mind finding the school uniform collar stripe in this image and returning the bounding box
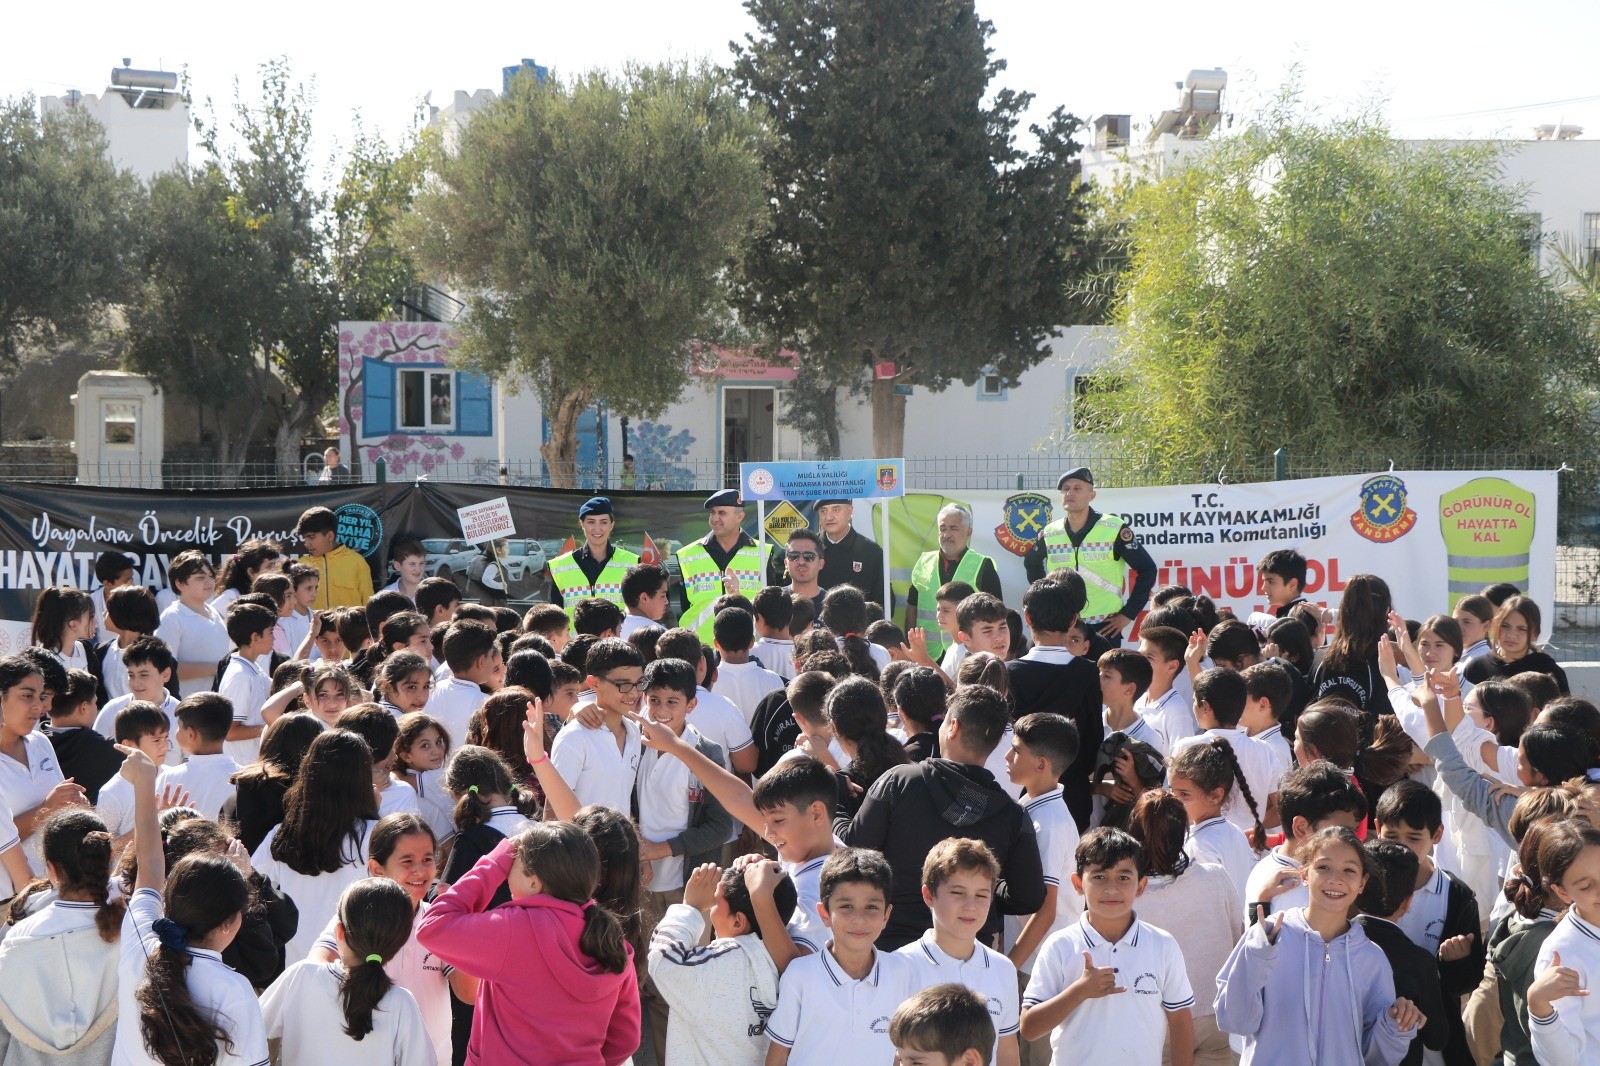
[1194,817,1228,833]
[1270,850,1298,868]
[1077,915,1140,947]
[54,901,98,910]
[819,945,881,986]
[796,856,826,875]
[1259,724,1282,740]
[917,933,993,969]
[490,805,519,816]
[1424,867,1447,896]
[1024,788,1065,812]
[1568,910,1600,944]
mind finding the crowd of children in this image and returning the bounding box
[4,511,1600,1066]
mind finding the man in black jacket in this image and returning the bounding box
[834,684,1045,951]
[1354,841,1450,1066]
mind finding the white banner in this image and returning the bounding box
[870,470,1557,624]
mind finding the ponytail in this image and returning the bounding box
[1507,818,1561,920]
[443,745,515,833]
[138,855,249,1066]
[334,879,412,1040]
[516,821,631,974]
[14,811,126,942]
[838,634,880,681]
[820,587,880,681]
[578,903,630,974]
[1211,737,1267,852]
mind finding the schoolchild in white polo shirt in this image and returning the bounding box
[1021,828,1195,1066]
[424,620,501,752]
[1099,648,1163,751]
[155,693,239,822]
[1239,662,1295,780]
[220,604,277,767]
[1241,761,1366,925]
[154,550,232,698]
[549,638,644,816]
[1134,626,1198,755]
[655,628,758,775]
[96,701,173,842]
[1169,670,1279,841]
[711,608,785,726]
[1527,820,1600,1066]
[898,838,1021,1065]
[765,848,917,1065]
[1003,715,1084,986]
[619,563,671,640]
[751,587,798,681]
[92,637,182,767]
[0,658,81,874]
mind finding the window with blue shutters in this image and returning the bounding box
[363,358,396,436]
[362,359,492,438]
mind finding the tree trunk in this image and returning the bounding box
[870,377,906,459]
[539,388,590,488]
[273,388,319,483]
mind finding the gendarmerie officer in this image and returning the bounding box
[546,496,639,609]
[1024,467,1156,644]
[813,498,885,604]
[673,489,771,641]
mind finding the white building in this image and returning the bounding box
[40,61,188,182]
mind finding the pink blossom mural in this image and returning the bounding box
[339,322,475,476]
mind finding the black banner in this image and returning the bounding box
[0,481,715,633]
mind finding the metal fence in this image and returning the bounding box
[7,449,1599,656]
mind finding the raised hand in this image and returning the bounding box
[156,784,192,813]
[1075,951,1124,998]
[115,744,158,788]
[1265,910,1287,945]
[522,699,549,766]
[683,862,721,912]
[1529,950,1590,1017]
[225,836,253,876]
[624,707,682,754]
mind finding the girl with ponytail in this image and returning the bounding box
[439,745,534,907]
[824,676,908,811]
[112,743,266,1066]
[261,876,431,1064]
[30,585,96,671]
[1124,789,1246,1066]
[0,810,125,1061]
[417,822,642,1065]
[819,586,885,680]
[212,539,285,613]
[1168,740,1264,897]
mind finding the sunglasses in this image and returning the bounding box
[786,551,819,562]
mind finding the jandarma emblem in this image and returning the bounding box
[1350,475,1416,543]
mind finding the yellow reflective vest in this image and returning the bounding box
[1040,513,1128,622]
[675,538,770,641]
[909,548,989,659]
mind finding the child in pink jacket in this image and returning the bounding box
[417,823,641,1065]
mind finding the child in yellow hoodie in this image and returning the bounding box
[294,506,375,610]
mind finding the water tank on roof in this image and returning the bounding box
[1185,69,1228,93]
[110,64,178,91]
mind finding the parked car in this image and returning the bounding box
[469,539,548,592]
[422,539,479,582]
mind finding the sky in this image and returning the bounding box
[6,0,1600,165]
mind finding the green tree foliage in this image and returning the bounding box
[0,97,136,365]
[1082,101,1600,480]
[407,62,766,486]
[123,62,424,469]
[731,0,1089,457]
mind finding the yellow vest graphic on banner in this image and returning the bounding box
[1438,477,1536,608]
[762,500,809,545]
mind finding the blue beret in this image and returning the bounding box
[704,488,743,510]
[578,496,613,518]
[1057,467,1095,489]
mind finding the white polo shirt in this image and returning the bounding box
[155,600,232,698]
[220,654,272,767]
[1184,817,1256,901]
[753,637,795,681]
[781,854,829,954]
[313,900,453,1066]
[114,887,269,1066]
[96,773,139,838]
[1170,728,1279,837]
[280,609,312,659]
[637,724,711,892]
[1023,916,1193,1065]
[259,959,430,1066]
[900,930,1020,1052]
[93,693,183,766]
[688,687,753,767]
[1134,688,1197,756]
[251,819,377,962]
[1103,709,1162,751]
[412,768,455,845]
[378,778,421,819]
[1242,846,1306,925]
[765,944,916,1065]
[1251,723,1293,781]
[1397,864,1451,957]
[0,801,21,899]
[424,677,486,752]
[1006,787,1083,973]
[101,641,130,701]
[0,731,65,874]
[713,659,786,725]
[154,752,240,823]
[549,716,642,817]
[619,614,663,640]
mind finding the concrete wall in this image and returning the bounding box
[40,89,188,183]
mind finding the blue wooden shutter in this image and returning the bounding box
[363,358,396,436]
[456,372,493,436]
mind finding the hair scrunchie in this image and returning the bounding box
[151,917,188,951]
[365,953,384,964]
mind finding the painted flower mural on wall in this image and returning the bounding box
[339,322,466,475]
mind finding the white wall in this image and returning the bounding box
[40,91,187,182]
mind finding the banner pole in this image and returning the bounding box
[883,499,893,615]
[757,500,766,579]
